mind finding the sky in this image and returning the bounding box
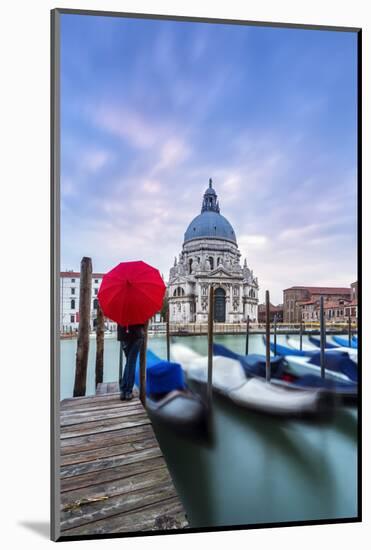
[60,14,358,304]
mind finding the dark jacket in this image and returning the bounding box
[117,324,145,341]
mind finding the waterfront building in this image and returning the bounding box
[283,284,356,323]
[257,303,284,323]
[60,271,116,332]
[168,179,259,323]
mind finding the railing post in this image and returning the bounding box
[139,322,149,406]
[265,291,271,382]
[74,257,92,397]
[320,296,326,378]
[207,286,214,407]
[245,315,250,356]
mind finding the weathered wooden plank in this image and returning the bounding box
[60,424,154,453]
[61,451,164,492]
[60,414,150,439]
[61,461,168,505]
[61,479,176,531]
[61,436,158,466]
[61,445,162,479]
[60,401,143,416]
[61,496,188,536]
[61,393,121,407]
[60,407,149,427]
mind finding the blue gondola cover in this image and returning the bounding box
[308,351,358,382]
[135,349,185,394]
[333,335,358,349]
[213,343,285,378]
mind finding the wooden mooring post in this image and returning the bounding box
[207,286,214,407]
[299,320,303,351]
[348,315,352,347]
[265,290,271,382]
[273,315,277,356]
[74,257,92,397]
[95,303,104,388]
[166,308,170,361]
[320,296,326,379]
[245,315,250,356]
[139,322,149,406]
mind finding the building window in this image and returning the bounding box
[71,288,75,295]
[94,288,98,295]
[94,279,99,283]
[70,314,75,323]
[71,299,75,310]
[93,299,98,309]
[71,278,75,283]
[209,257,214,270]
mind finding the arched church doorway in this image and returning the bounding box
[214,287,226,322]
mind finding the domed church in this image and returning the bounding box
[168,179,259,323]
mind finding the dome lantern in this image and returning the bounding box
[184,179,237,244]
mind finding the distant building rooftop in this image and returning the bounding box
[61,271,105,278]
[284,286,351,294]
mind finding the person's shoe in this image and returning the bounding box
[120,392,133,401]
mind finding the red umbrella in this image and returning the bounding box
[97,261,166,326]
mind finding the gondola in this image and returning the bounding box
[264,336,314,357]
[268,335,358,362]
[171,344,335,418]
[332,335,358,349]
[308,335,338,349]
[286,335,319,352]
[134,349,209,438]
[213,343,358,405]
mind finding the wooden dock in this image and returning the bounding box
[59,386,188,537]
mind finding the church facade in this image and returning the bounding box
[168,179,259,323]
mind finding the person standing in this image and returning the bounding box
[117,323,145,400]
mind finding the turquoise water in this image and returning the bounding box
[60,334,358,527]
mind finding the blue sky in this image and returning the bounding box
[60,14,357,304]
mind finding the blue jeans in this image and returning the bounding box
[120,336,143,394]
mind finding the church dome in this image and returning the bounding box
[184,211,236,243]
[184,179,237,244]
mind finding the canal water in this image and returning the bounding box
[60,334,358,527]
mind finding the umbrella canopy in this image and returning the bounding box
[98,261,166,325]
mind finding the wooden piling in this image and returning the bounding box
[139,322,149,406]
[166,308,170,361]
[320,296,326,378]
[265,291,271,382]
[273,315,277,356]
[207,286,214,406]
[95,303,104,388]
[245,315,250,356]
[74,257,92,397]
[348,315,352,347]
[299,320,303,351]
